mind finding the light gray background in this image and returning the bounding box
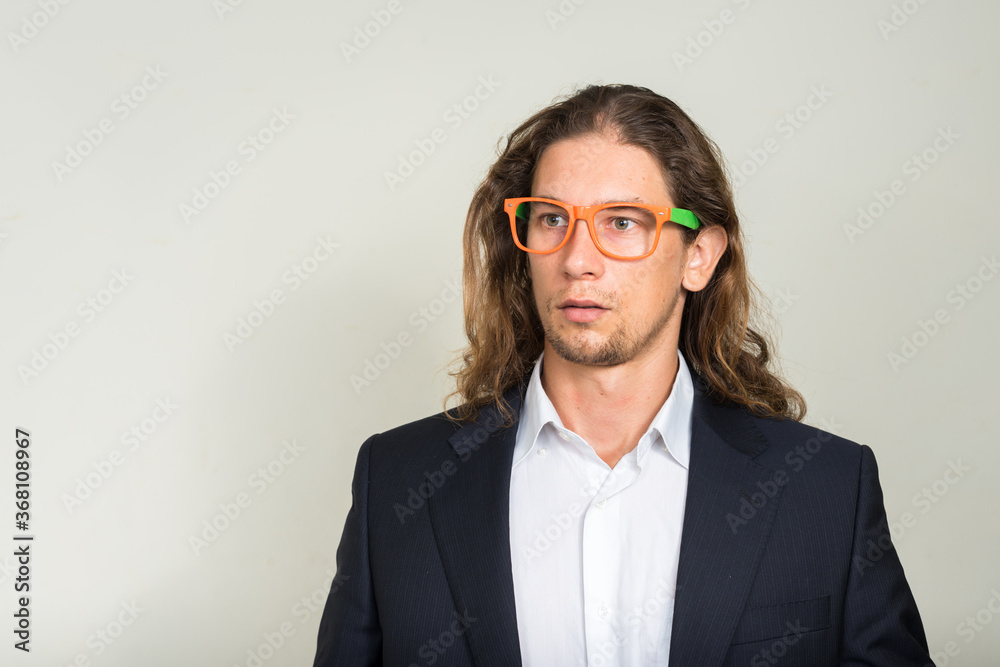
[1,0,998,665]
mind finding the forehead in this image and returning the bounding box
[531,132,672,204]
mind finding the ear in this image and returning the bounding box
[681,225,728,292]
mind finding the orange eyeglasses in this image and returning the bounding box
[504,197,701,260]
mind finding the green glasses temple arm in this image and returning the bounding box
[670,208,701,230]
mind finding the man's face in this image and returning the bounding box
[527,132,690,368]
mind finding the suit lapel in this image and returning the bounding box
[428,382,527,667]
[668,376,784,666]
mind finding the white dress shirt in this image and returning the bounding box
[509,349,694,667]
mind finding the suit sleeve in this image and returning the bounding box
[313,434,382,667]
[840,445,932,666]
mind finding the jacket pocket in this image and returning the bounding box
[729,594,831,645]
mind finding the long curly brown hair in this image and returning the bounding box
[443,84,805,426]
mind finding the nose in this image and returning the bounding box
[559,214,604,277]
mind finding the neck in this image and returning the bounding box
[539,339,681,468]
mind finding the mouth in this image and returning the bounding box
[557,299,608,323]
[558,299,607,310]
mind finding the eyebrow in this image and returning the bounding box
[534,194,648,205]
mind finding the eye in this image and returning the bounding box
[541,213,567,227]
[598,206,655,232]
[610,217,637,231]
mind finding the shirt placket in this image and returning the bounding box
[581,450,640,667]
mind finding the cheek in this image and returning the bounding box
[633,260,680,305]
[527,258,549,302]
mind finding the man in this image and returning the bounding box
[314,84,931,666]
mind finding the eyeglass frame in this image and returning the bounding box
[503,196,702,260]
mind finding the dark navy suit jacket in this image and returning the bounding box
[313,372,931,666]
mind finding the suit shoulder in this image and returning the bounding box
[748,411,869,472]
[374,408,462,440]
[362,408,468,470]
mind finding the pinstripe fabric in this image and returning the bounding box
[313,374,931,666]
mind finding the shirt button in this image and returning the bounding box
[559,432,570,442]
[595,498,607,509]
[598,603,610,619]
[537,447,547,456]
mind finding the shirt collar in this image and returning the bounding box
[512,348,694,470]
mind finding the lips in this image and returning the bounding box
[558,299,608,323]
[558,299,606,309]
